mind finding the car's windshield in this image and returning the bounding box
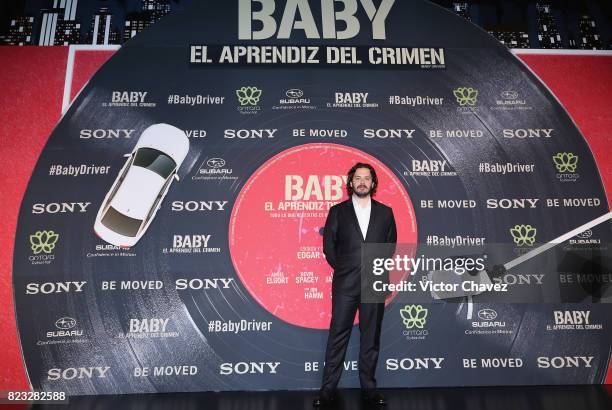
[101,206,143,238]
[133,147,176,179]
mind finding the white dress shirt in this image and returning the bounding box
[352,195,371,240]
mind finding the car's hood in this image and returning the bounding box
[110,166,166,219]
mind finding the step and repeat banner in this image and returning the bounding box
[9,0,612,395]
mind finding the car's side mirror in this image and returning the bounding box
[123,153,131,158]
[174,174,180,182]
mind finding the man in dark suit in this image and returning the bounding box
[314,163,397,407]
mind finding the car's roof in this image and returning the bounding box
[110,166,167,220]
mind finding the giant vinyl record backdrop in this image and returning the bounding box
[1,0,612,396]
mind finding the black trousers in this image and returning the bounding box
[321,291,385,392]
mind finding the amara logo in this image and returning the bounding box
[400,305,428,329]
[29,230,59,265]
[553,153,578,173]
[236,86,262,106]
[453,87,478,106]
[553,152,579,182]
[30,230,59,254]
[510,224,537,246]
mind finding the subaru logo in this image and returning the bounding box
[286,89,304,99]
[55,317,76,330]
[206,158,226,169]
[501,91,518,100]
[477,309,497,321]
[576,230,593,239]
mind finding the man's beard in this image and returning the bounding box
[354,185,372,198]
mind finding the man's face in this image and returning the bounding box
[351,167,374,198]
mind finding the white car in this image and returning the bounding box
[94,123,189,247]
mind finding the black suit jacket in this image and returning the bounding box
[323,198,397,296]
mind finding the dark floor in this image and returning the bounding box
[18,385,612,410]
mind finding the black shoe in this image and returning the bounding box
[313,390,335,407]
[362,390,386,406]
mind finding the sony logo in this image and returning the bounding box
[219,361,280,375]
[492,274,544,286]
[238,0,396,40]
[32,202,91,214]
[175,278,235,290]
[486,198,539,209]
[502,129,553,139]
[26,281,87,295]
[48,367,110,380]
[171,201,228,211]
[224,129,278,139]
[364,129,415,139]
[386,358,444,370]
[537,356,594,369]
[79,129,135,139]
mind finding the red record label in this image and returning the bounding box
[229,143,418,329]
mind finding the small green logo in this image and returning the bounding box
[453,87,478,106]
[236,86,262,106]
[510,224,537,246]
[30,230,59,254]
[553,152,579,173]
[400,304,428,329]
